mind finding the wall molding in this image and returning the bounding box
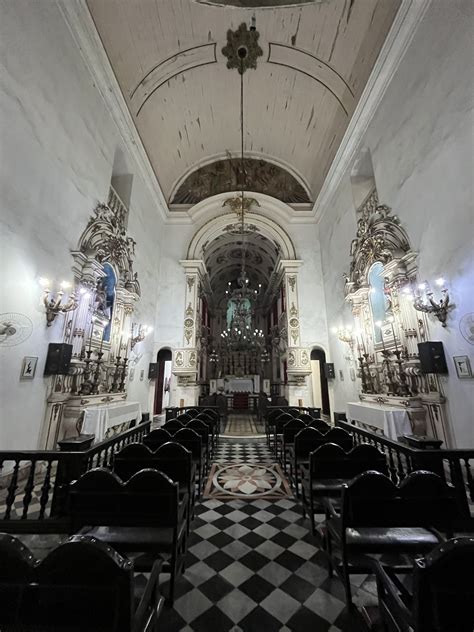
[56,0,170,222]
[312,0,432,223]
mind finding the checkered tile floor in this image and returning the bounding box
[156,438,374,631]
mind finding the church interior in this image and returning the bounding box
[0,0,473,630]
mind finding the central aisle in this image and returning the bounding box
[158,437,369,631]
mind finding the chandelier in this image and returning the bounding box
[217,24,270,362]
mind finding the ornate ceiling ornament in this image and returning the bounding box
[223,223,259,234]
[345,190,411,293]
[223,195,260,221]
[222,23,263,74]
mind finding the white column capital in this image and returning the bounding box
[179,259,208,278]
[277,260,303,275]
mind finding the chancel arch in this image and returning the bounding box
[172,196,314,406]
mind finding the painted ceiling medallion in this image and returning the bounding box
[222,23,263,74]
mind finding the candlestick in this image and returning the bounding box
[360,332,367,356]
[389,318,399,352]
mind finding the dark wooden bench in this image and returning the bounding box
[113,441,195,529]
[142,428,173,450]
[0,532,164,631]
[69,468,188,603]
[280,418,306,471]
[324,470,466,607]
[301,442,386,533]
[293,427,354,499]
[371,536,474,632]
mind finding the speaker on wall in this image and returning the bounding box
[148,363,159,379]
[324,362,335,379]
[44,343,73,376]
[417,341,448,374]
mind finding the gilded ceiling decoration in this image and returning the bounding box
[172,157,310,203]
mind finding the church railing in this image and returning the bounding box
[335,419,474,520]
[0,420,151,533]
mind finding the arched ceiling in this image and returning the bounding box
[204,231,279,303]
[87,0,400,208]
[172,157,310,203]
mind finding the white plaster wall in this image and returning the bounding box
[319,0,474,446]
[0,1,165,449]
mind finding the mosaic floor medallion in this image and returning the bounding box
[204,461,293,500]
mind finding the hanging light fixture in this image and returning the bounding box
[219,21,267,358]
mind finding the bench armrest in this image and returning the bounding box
[322,497,340,519]
[133,557,165,632]
[371,559,413,628]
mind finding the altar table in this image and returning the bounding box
[346,401,412,441]
[82,401,142,443]
[228,378,254,392]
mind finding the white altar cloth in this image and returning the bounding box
[228,378,254,392]
[346,401,412,441]
[82,401,142,442]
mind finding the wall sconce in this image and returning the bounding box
[403,278,453,327]
[130,323,153,350]
[332,325,355,350]
[40,278,79,326]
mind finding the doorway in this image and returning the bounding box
[153,348,172,415]
[310,348,330,417]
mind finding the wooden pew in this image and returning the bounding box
[0,532,164,631]
[371,536,474,632]
[324,470,466,607]
[69,468,188,603]
[301,442,386,533]
[293,427,353,499]
[113,442,195,529]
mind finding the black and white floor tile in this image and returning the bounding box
[6,437,376,631]
[157,437,374,631]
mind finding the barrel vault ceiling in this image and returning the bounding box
[86,0,401,211]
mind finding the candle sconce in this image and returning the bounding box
[403,278,454,327]
[130,323,153,350]
[336,326,355,351]
[40,278,79,326]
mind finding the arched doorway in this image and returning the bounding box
[310,348,330,417]
[153,348,172,415]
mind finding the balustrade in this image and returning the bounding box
[0,420,150,533]
[335,419,474,518]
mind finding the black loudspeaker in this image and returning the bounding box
[148,363,159,379]
[324,362,335,379]
[44,343,73,376]
[417,341,448,374]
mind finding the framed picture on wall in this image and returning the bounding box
[20,356,37,379]
[453,355,472,379]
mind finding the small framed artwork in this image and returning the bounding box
[339,369,344,381]
[350,368,356,382]
[129,368,135,382]
[20,356,38,379]
[453,356,472,379]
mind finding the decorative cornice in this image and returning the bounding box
[312,0,432,222]
[56,0,169,221]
